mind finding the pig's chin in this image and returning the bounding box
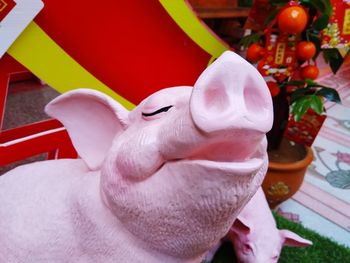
[113,132,165,181]
[115,156,165,182]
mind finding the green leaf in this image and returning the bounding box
[300,0,323,10]
[291,96,312,122]
[290,87,310,102]
[323,49,331,63]
[301,0,331,16]
[310,95,324,114]
[323,49,344,74]
[304,79,321,87]
[302,79,333,89]
[307,32,322,59]
[312,14,329,31]
[264,8,279,25]
[303,79,324,88]
[320,0,332,16]
[316,87,341,103]
[269,0,289,6]
[239,33,261,48]
[283,80,307,87]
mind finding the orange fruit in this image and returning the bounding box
[267,81,280,97]
[300,65,319,80]
[246,43,265,63]
[296,41,316,61]
[278,6,308,34]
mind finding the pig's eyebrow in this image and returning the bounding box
[142,105,173,117]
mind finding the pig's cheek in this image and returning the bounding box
[115,134,164,181]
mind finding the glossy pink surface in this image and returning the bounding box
[0,51,273,262]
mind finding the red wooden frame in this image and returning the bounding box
[0,55,77,168]
[0,120,77,166]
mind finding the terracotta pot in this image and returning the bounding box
[262,141,314,208]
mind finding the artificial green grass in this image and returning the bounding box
[209,213,350,263]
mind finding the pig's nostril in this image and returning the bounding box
[272,255,279,261]
[243,84,266,115]
[242,80,273,132]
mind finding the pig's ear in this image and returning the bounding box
[280,229,313,247]
[191,51,273,134]
[45,89,129,170]
[231,217,251,235]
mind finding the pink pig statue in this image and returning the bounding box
[0,51,273,263]
[227,187,312,263]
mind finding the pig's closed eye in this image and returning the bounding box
[142,106,173,117]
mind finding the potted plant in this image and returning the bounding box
[240,0,344,207]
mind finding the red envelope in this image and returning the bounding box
[284,109,326,147]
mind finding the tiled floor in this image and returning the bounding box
[3,79,59,130]
[278,59,350,248]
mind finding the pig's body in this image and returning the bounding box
[0,159,198,263]
[0,158,267,263]
[0,51,274,262]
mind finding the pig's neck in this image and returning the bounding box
[76,171,199,263]
[93,169,202,263]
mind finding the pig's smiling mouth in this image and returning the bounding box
[155,137,268,177]
[159,155,267,177]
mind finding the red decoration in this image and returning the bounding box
[284,109,326,147]
[244,0,276,31]
[34,1,211,105]
[322,0,350,48]
[257,33,298,80]
[0,0,16,22]
[266,81,280,97]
